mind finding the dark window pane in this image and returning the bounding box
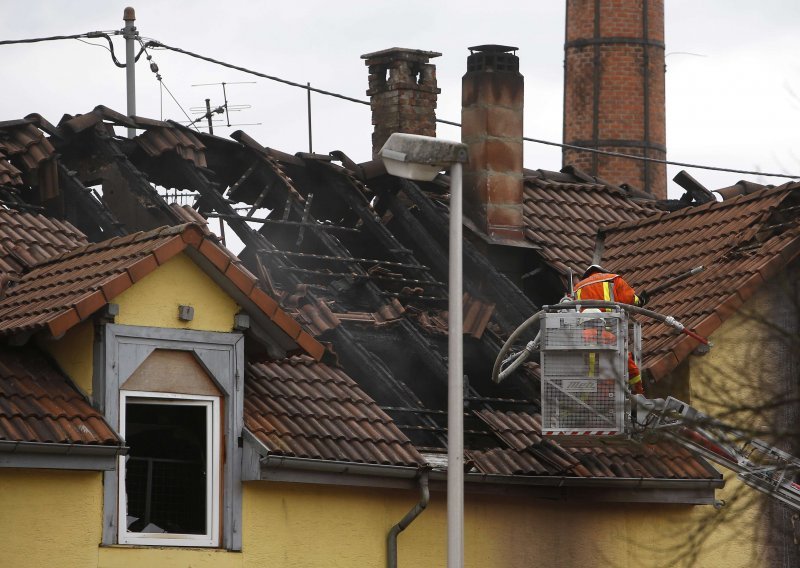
[125,403,207,535]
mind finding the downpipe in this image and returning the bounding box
[387,469,430,568]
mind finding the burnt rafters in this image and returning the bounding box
[166,156,288,271]
[56,162,127,241]
[311,161,437,279]
[88,128,182,229]
[245,154,393,309]
[326,325,446,447]
[394,179,539,331]
[377,185,497,309]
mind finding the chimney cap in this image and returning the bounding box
[468,44,518,54]
[361,47,441,64]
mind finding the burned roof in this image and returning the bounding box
[599,182,800,379]
[0,107,730,482]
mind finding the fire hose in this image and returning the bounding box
[492,300,711,383]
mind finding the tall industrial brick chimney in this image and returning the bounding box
[563,0,667,198]
[361,48,441,159]
[461,45,525,242]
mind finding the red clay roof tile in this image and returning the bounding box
[0,347,120,446]
[0,223,325,360]
[598,184,800,379]
[245,356,423,467]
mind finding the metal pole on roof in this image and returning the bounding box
[123,7,137,138]
[307,82,313,153]
[205,98,214,135]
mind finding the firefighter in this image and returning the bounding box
[575,265,647,395]
[574,264,648,308]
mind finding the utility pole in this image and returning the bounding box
[123,7,137,138]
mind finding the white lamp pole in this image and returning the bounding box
[379,133,468,568]
[447,160,464,568]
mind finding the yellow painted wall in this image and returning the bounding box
[684,278,796,566]
[97,546,242,568]
[241,481,759,568]
[38,318,95,395]
[0,469,103,568]
[1,469,761,568]
[114,252,239,332]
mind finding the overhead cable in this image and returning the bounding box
[144,39,371,107]
[0,32,113,46]
[145,40,800,181]
[3,33,799,180]
[138,40,199,131]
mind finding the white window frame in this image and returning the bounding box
[118,390,221,547]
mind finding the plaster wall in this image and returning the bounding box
[39,318,95,394]
[113,252,239,332]
[0,469,103,568]
[0,471,758,568]
[239,481,753,568]
[686,275,799,566]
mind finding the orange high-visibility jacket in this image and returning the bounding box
[575,272,644,393]
[573,272,642,307]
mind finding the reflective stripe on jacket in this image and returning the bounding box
[573,272,641,308]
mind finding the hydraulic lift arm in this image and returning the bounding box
[493,299,800,512]
[632,395,800,512]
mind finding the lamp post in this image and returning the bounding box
[380,133,469,568]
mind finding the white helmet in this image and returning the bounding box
[582,264,606,278]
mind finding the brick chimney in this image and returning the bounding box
[461,45,525,242]
[563,0,667,199]
[362,48,441,158]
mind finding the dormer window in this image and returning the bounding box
[98,326,245,550]
[119,391,221,546]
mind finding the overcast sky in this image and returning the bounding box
[2,1,799,199]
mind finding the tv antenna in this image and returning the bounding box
[187,81,261,134]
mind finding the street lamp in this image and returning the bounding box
[379,133,469,568]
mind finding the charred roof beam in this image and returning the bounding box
[56,162,127,241]
[325,325,447,448]
[310,162,436,277]
[87,127,182,230]
[392,179,538,333]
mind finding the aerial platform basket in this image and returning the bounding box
[540,309,630,439]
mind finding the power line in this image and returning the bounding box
[144,39,800,181]
[138,40,198,132]
[2,32,798,180]
[520,136,799,180]
[0,31,113,46]
[144,39,371,107]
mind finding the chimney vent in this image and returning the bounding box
[462,45,525,242]
[466,45,520,73]
[362,48,441,159]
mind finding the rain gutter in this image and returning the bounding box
[261,454,420,480]
[0,440,127,471]
[461,472,724,491]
